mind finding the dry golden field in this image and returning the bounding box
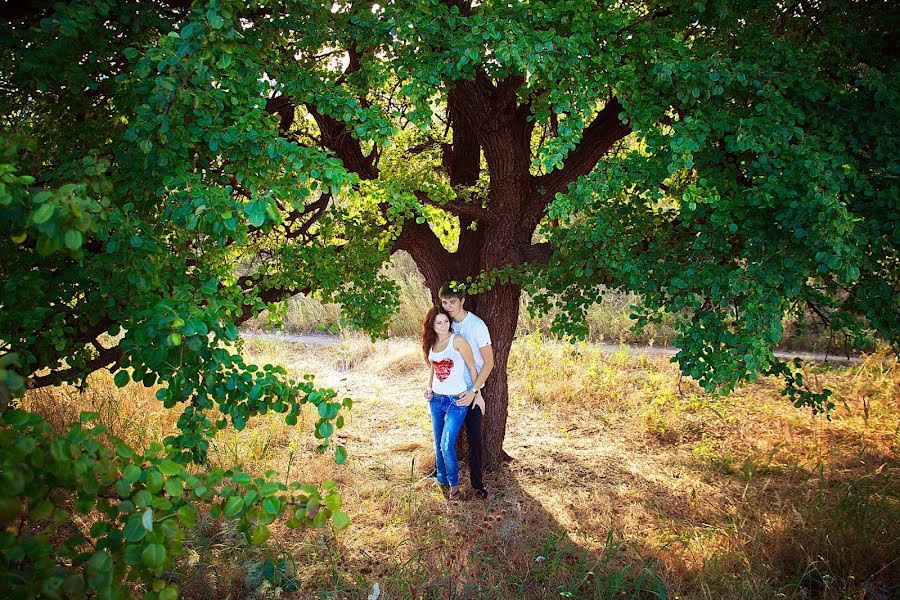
[24,335,899,600]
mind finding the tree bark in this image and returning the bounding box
[465,282,521,467]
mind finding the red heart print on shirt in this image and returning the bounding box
[432,358,454,382]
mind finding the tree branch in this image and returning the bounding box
[283,193,331,241]
[31,346,122,389]
[522,242,553,265]
[234,275,312,325]
[446,71,498,140]
[534,98,630,203]
[308,106,377,179]
[393,219,457,293]
[446,91,481,186]
[264,94,295,133]
[414,190,496,224]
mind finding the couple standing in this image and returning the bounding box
[421,284,493,501]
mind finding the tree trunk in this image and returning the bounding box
[463,282,521,467]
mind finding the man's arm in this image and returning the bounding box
[471,344,494,392]
[455,337,481,406]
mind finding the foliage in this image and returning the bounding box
[524,1,899,409]
[0,409,348,599]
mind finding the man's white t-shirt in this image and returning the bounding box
[451,311,491,388]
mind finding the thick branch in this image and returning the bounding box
[414,191,496,224]
[534,98,631,203]
[522,242,553,265]
[309,107,377,179]
[446,72,498,140]
[393,219,457,293]
[264,95,295,133]
[31,346,122,389]
[446,92,481,186]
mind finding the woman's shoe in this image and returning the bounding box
[448,488,466,501]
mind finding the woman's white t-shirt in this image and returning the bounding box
[428,334,467,395]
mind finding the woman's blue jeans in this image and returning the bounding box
[429,394,469,487]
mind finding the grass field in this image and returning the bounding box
[23,333,898,599]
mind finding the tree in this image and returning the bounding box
[0,1,897,588]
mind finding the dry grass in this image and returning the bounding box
[21,336,899,599]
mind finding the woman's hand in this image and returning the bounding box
[424,388,433,400]
[456,389,476,406]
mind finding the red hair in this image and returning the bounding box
[421,306,450,365]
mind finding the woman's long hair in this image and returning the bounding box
[421,306,450,365]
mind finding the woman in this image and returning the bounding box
[421,306,479,500]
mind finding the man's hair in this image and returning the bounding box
[438,282,465,300]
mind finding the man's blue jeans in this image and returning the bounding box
[429,394,469,487]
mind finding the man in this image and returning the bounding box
[439,283,494,499]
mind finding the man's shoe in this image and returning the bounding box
[474,488,488,500]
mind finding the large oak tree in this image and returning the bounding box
[0,1,897,589]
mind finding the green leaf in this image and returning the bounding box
[122,464,141,485]
[317,422,334,439]
[312,508,328,528]
[231,472,252,486]
[141,543,167,570]
[177,505,197,528]
[144,470,164,494]
[64,230,83,250]
[158,459,181,476]
[159,586,178,600]
[223,496,244,518]
[324,493,341,512]
[207,12,225,30]
[31,500,54,521]
[250,524,270,545]
[133,490,152,508]
[258,482,281,497]
[217,53,232,70]
[262,496,281,515]
[164,477,183,497]
[335,445,347,464]
[32,203,55,224]
[124,515,146,542]
[113,371,129,388]
[141,508,153,531]
[332,511,350,531]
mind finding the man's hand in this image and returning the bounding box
[456,390,476,406]
[424,388,433,400]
